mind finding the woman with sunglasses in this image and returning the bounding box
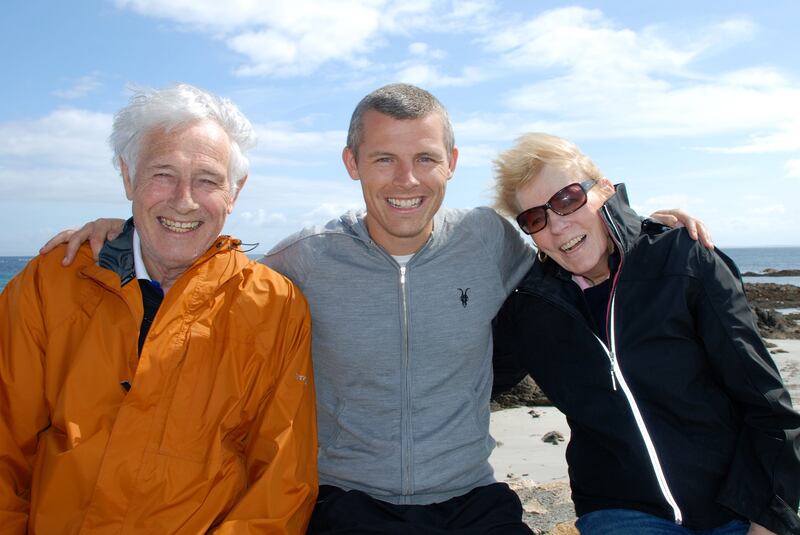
[491,133,800,535]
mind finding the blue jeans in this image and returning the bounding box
[576,509,749,535]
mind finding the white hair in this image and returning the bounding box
[110,83,256,192]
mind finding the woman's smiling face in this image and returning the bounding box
[515,164,615,283]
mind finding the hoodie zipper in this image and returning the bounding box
[399,264,413,495]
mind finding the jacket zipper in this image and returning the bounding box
[365,229,433,500]
[591,311,683,525]
[601,206,684,525]
[399,264,413,496]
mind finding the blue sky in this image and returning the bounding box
[2,0,799,254]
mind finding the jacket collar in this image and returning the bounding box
[96,217,245,288]
[98,218,137,287]
[338,208,446,261]
[598,183,645,255]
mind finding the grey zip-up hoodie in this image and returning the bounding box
[263,207,534,505]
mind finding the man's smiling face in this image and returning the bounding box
[123,119,239,281]
[343,109,458,255]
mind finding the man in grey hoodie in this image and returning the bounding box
[264,84,537,534]
[43,83,708,535]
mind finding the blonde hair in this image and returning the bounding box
[493,133,603,217]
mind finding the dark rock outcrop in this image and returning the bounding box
[491,376,551,411]
[744,282,800,309]
[742,269,800,277]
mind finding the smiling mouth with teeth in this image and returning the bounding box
[387,197,423,209]
[561,235,586,252]
[158,217,201,233]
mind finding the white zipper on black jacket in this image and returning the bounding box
[597,205,684,525]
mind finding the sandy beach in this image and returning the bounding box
[488,338,800,532]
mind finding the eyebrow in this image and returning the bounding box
[365,150,396,159]
[146,163,226,178]
[364,150,444,159]
[146,164,178,172]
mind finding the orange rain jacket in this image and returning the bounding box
[0,233,317,534]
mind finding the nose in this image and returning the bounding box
[170,179,200,213]
[546,209,571,234]
[393,160,420,188]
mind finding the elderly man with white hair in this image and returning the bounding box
[0,84,318,534]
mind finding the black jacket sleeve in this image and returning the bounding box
[694,246,800,535]
[491,296,530,399]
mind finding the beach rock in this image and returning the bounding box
[542,431,565,445]
[753,306,800,339]
[508,479,576,534]
[491,376,551,411]
[742,284,800,339]
[742,269,800,277]
[744,283,800,309]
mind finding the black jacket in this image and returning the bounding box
[493,184,800,534]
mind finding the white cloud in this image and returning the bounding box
[744,203,786,216]
[53,73,103,99]
[786,159,800,178]
[0,108,121,201]
[698,123,800,154]
[452,143,500,167]
[113,0,421,77]
[468,7,800,148]
[395,64,483,87]
[253,122,345,154]
[112,0,497,80]
[0,108,111,163]
[634,194,705,217]
[408,41,446,59]
[226,3,383,77]
[239,209,288,226]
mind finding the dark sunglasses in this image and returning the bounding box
[515,179,597,234]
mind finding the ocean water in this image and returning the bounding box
[2,247,800,293]
[724,246,800,287]
[0,256,32,293]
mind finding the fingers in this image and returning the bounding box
[39,218,126,266]
[659,214,681,228]
[39,229,77,257]
[694,220,715,250]
[649,208,715,251]
[648,210,683,229]
[664,209,715,250]
[87,218,121,261]
[63,222,98,265]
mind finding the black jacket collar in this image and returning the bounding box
[98,218,136,287]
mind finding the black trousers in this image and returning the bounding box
[307,482,533,534]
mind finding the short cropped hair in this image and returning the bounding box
[110,83,256,191]
[493,133,603,217]
[346,83,455,160]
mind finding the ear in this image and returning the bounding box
[120,158,135,200]
[228,175,248,214]
[446,146,459,180]
[342,147,360,181]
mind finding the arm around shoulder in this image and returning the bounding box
[471,207,535,291]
